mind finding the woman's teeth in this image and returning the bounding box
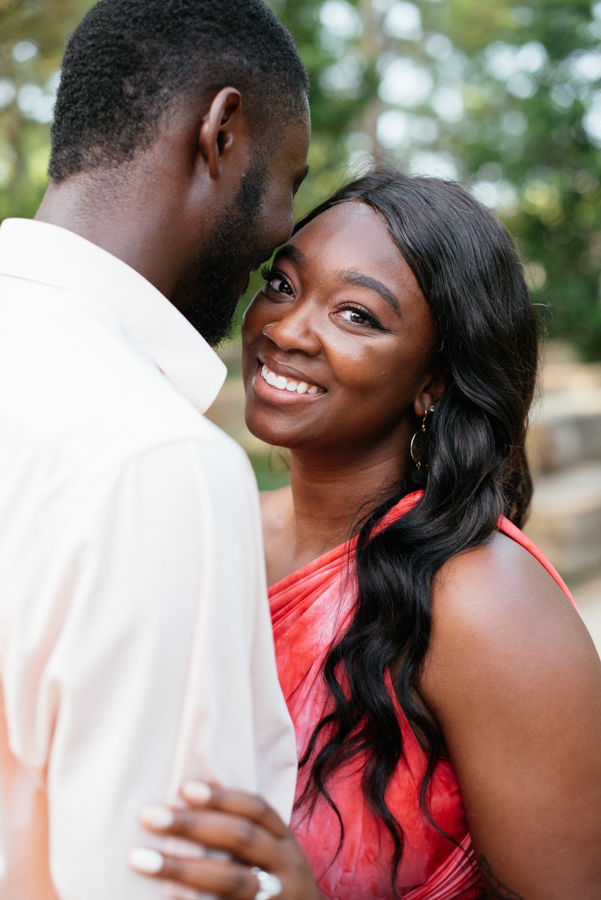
[261,364,320,395]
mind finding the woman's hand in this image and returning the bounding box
[129,782,324,900]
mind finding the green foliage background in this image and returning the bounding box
[2,0,601,358]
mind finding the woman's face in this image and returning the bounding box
[242,202,441,460]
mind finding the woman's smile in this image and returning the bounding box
[254,358,325,400]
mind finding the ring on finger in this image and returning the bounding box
[250,867,282,900]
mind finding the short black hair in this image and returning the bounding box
[49,0,309,182]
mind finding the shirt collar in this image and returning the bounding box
[0,218,227,414]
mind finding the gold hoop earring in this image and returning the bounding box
[410,406,435,470]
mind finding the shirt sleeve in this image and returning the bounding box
[1,434,296,900]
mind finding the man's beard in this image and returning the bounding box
[181,161,272,348]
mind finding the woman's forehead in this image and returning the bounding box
[289,201,422,299]
[291,203,395,263]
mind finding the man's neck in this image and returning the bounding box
[35,173,187,299]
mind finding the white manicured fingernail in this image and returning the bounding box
[182,781,212,804]
[128,847,165,874]
[140,804,175,830]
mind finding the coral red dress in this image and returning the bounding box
[268,492,577,900]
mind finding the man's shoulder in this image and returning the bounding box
[0,273,233,468]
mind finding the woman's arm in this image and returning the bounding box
[129,782,325,899]
[420,531,601,900]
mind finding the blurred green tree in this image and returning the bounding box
[0,0,93,220]
[271,0,601,358]
[3,0,601,357]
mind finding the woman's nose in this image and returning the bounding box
[261,306,321,355]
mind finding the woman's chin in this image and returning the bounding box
[244,375,324,450]
[244,414,300,450]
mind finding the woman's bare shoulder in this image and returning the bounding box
[421,528,598,719]
[419,533,601,900]
[431,529,582,643]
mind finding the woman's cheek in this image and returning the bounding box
[329,339,399,392]
[242,289,273,334]
[241,304,260,340]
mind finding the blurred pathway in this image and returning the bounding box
[572,575,601,656]
[523,345,601,657]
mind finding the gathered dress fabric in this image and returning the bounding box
[269,492,578,900]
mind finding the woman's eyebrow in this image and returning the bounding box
[273,244,307,268]
[340,271,401,314]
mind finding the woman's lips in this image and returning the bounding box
[260,363,322,395]
[252,361,326,403]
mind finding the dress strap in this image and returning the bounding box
[498,516,577,611]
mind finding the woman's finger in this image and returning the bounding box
[128,847,260,899]
[139,804,281,871]
[180,782,289,840]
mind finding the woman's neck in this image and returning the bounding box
[263,444,407,587]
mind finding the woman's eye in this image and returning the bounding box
[262,268,294,297]
[270,277,293,294]
[337,308,377,327]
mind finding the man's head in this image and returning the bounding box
[45,0,310,345]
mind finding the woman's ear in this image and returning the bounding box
[414,364,450,418]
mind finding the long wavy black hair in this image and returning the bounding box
[291,169,538,893]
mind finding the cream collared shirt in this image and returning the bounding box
[0,219,296,900]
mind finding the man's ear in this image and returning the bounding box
[198,87,244,180]
[414,364,450,418]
